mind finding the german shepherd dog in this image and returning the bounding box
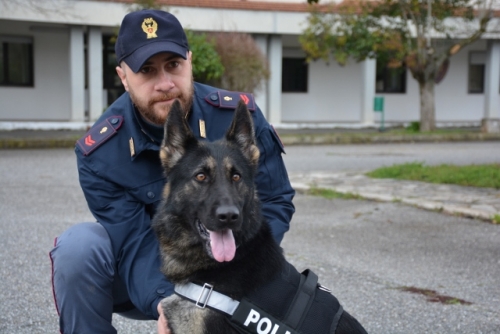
[152,100,367,334]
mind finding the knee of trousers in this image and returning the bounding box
[51,222,115,282]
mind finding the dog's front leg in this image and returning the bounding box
[161,295,207,334]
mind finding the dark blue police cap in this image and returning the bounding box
[115,10,189,73]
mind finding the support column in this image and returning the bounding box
[361,58,376,125]
[88,27,103,122]
[267,35,282,125]
[253,34,268,120]
[69,26,85,122]
[482,40,500,133]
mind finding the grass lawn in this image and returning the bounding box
[307,187,362,200]
[366,162,500,189]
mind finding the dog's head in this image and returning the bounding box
[156,99,261,264]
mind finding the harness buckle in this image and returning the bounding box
[318,283,332,293]
[195,283,214,309]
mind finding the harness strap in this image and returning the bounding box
[175,283,240,315]
[284,269,318,329]
[175,269,341,334]
[330,305,344,334]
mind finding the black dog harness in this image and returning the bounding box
[174,263,344,334]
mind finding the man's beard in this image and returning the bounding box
[130,81,194,126]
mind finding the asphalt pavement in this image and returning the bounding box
[0,131,499,333]
[0,128,499,222]
[283,194,500,334]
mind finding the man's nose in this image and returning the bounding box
[155,70,174,90]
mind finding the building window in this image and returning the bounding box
[0,36,34,87]
[103,35,125,105]
[376,60,406,93]
[468,51,485,94]
[282,58,308,93]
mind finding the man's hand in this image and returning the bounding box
[157,301,171,334]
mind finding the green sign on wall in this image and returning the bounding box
[373,96,385,131]
[373,96,384,112]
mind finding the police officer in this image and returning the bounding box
[49,9,295,334]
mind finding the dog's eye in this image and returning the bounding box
[232,173,241,182]
[195,173,206,182]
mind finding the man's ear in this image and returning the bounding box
[116,65,129,92]
[187,51,193,70]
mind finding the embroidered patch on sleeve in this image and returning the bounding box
[205,91,256,111]
[76,116,124,156]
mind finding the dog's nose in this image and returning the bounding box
[216,205,239,225]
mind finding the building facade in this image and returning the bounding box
[0,0,499,130]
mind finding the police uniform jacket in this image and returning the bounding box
[75,82,296,320]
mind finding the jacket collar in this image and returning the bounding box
[119,92,161,159]
[124,83,210,159]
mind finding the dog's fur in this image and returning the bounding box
[152,100,367,334]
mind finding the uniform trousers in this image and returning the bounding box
[50,222,153,334]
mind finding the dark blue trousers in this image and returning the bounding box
[50,222,152,334]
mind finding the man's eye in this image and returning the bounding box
[168,61,180,68]
[140,66,152,74]
[195,173,206,182]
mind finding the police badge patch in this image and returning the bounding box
[142,17,158,39]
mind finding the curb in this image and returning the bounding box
[279,132,500,145]
[0,138,80,149]
[292,183,499,224]
[1,132,500,149]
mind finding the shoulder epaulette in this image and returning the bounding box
[76,116,124,156]
[205,90,256,111]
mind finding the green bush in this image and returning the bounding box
[406,121,420,132]
[185,30,224,84]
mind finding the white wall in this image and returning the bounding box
[380,75,420,123]
[284,39,494,125]
[379,40,490,124]
[0,21,71,121]
[282,58,364,123]
[436,41,487,122]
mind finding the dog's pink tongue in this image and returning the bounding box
[209,229,236,262]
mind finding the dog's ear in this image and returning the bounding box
[160,99,195,171]
[226,100,260,166]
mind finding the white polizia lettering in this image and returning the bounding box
[257,317,272,333]
[242,309,291,334]
[244,309,260,326]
